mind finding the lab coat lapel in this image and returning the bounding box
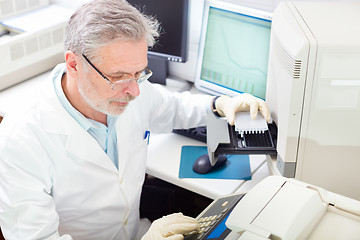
[65,125,117,173]
[42,106,117,173]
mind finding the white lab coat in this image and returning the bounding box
[0,64,212,240]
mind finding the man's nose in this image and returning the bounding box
[122,79,140,97]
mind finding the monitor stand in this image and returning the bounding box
[147,55,168,85]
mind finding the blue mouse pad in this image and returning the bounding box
[179,146,252,180]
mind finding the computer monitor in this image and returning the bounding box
[127,0,189,85]
[194,0,272,99]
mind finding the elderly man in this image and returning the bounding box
[0,0,270,239]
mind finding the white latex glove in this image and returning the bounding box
[141,213,199,240]
[214,93,271,125]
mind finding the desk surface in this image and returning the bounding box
[147,132,270,199]
[0,70,276,200]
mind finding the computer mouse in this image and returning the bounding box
[192,154,228,174]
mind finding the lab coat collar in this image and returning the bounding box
[52,64,92,131]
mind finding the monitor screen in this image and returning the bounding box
[195,0,272,99]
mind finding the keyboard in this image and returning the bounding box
[173,126,207,143]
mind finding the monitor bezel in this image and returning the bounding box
[194,0,272,98]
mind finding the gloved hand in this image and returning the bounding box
[214,93,270,125]
[141,213,199,240]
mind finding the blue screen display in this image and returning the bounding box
[206,213,230,239]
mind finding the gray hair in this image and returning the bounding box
[64,0,159,60]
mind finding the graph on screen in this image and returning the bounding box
[200,7,271,99]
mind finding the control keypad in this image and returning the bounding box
[184,194,245,240]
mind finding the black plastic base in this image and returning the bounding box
[147,55,168,85]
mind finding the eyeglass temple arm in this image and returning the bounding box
[82,54,110,82]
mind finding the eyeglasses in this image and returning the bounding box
[82,54,152,90]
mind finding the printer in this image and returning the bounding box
[185,176,360,240]
[226,176,360,240]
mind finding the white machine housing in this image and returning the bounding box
[0,0,70,90]
[266,2,360,200]
[226,176,360,240]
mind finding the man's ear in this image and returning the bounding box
[65,51,79,77]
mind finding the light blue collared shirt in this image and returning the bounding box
[53,65,119,169]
